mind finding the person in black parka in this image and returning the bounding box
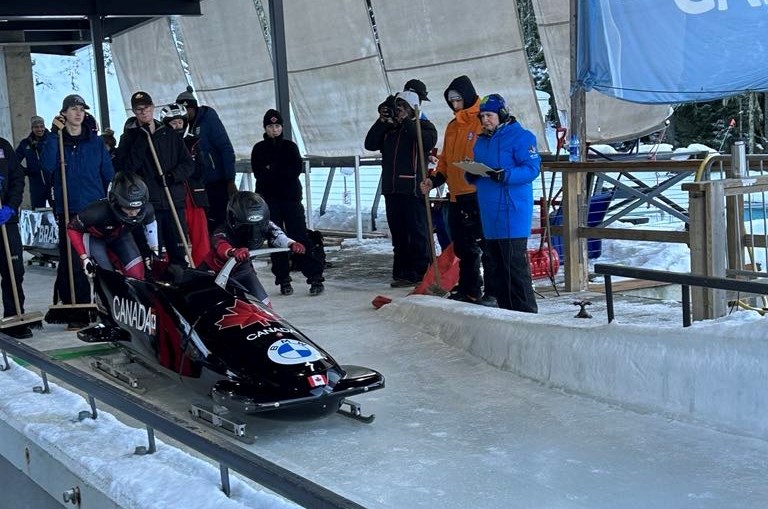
[250,109,324,296]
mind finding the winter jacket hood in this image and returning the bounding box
[443,75,479,111]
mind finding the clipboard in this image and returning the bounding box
[453,161,494,176]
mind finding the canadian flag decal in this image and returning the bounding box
[307,374,327,387]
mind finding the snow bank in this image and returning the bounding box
[379,295,768,439]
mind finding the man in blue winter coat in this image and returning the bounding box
[176,86,236,231]
[468,94,540,313]
[40,94,115,329]
[15,115,52,209]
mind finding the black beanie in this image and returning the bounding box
[263,109,283,128]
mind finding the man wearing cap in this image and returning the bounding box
[0,135,33,338]
[251,109,325,296]
[365,90,437,287]
[175,86,236,231]
[420,75,496,306]
[40,94,115,329]
[113,91,193,268]
[466,94,540,313]
[15,115,52,209]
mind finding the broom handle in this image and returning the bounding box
[58,128,77,304]
[0,196,23,316]
[414,106,441,287]
[142,128,195,268]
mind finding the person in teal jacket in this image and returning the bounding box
[467,94,540,313]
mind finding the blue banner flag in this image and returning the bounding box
[577,1,768,104]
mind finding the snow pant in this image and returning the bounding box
[266,200,324,285]
[55,215,91,305]
[485,237,538,313]
[155,207,188,268]
[0,223,25,317]
[85,232,145,280]
[448,193,486,300]
[185,191,210,267]
[27,171,51,209]
[384,193,429,283]
[205,179,230,233]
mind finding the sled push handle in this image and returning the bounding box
[214,247,289,289]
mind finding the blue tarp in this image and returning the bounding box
[577,1,768,104]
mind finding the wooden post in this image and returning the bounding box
[686,181,727,320]
[563,169,588,291]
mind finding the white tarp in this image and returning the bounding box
[371,0,549,152]
[284,0,388,157]
[178,0,275,158]
[111,19,187,121]
[532,0,672,143]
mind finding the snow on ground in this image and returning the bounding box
[2,217,768,508]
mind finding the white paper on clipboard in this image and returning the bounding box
[453,161,494,176]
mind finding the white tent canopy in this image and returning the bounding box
[111,0,671,158]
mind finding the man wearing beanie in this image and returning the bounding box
[420,75,495,306]
[466,93,540,313]
[251,109,325,296]
[15,115,52,208]
[366,90,437,287]
[175,86,236,231]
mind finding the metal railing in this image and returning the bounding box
[594,263,768,327]
[0,335,368,509]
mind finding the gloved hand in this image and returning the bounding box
[486,169,505,183]
[0,205,15,225]
[229,247,250,262]
[290,242,306,254]
[81,256,95,276]
[378,95,397,124]
[51,115,66,134]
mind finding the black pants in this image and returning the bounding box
[156,207,188,267]
[485,238,537,313]
[0,223,25,317]
[55,215,91,305]
[384,193,429,282]
[205,179,230,232]
[267,200,324,285]
[448,193,487,299]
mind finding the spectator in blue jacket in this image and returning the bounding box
[176,86,236,231]
[468,94,540,313]
[15,115,52,209]
[41,94,114,329]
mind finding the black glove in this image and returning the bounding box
[486,169,505,183]
[51,115,65,135]
[378,95,397,122]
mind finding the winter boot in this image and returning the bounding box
[309,282,325,296]
[280,282,294,295]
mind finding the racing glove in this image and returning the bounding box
[289,242,306,254]
[80,255,95,276]
[228,247,250,262]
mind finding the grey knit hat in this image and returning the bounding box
[30,115,45,127]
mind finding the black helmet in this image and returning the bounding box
[226,191,270,245]
[109,172,148,225]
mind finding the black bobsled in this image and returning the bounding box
[78,249,384,421]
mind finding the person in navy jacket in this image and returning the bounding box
[468,94,540,313]
[15,116,52,209]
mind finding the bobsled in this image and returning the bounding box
[78,249,384,422]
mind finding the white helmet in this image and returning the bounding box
[159,103,188,126]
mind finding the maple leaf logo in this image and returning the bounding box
[215,299,277,329]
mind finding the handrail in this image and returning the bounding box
[0,335,368,509]
[594,263,768,327]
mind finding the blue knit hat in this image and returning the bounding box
[479,94,506,115]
